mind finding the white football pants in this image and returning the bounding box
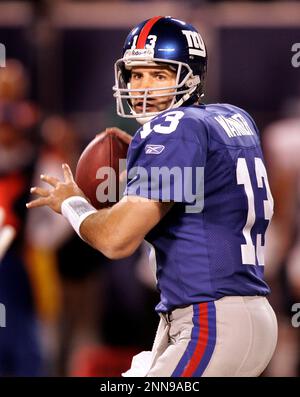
[142,296,278,377]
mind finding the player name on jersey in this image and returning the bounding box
[215,113,254,138]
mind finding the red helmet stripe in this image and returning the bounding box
[136,16,163,49]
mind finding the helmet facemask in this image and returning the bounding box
[113,54,201,124]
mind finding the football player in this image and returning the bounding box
[27,16,278,376]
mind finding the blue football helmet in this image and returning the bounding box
[113,16,207,123]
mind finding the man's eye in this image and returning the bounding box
[156,74,166,80]
[132,74,141,79]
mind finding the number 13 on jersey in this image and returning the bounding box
[236,157,274,266]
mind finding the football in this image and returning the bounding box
[75,127,131,209]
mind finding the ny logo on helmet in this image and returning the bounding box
[182,30,206,57]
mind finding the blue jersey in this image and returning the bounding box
[125,104,273,313]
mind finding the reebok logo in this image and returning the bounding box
[145,144,165,154]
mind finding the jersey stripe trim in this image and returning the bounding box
[193,301,216,376]
[181,302,209,376]
[171,302,217,377]
[136,16,163,49]
[171,304,201,377]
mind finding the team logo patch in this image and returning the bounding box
[145,144,165,154]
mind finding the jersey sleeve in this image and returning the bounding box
[124,113,208,207]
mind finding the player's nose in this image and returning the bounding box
[138,75,153,91]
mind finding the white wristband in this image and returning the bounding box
[61,196,97,239]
